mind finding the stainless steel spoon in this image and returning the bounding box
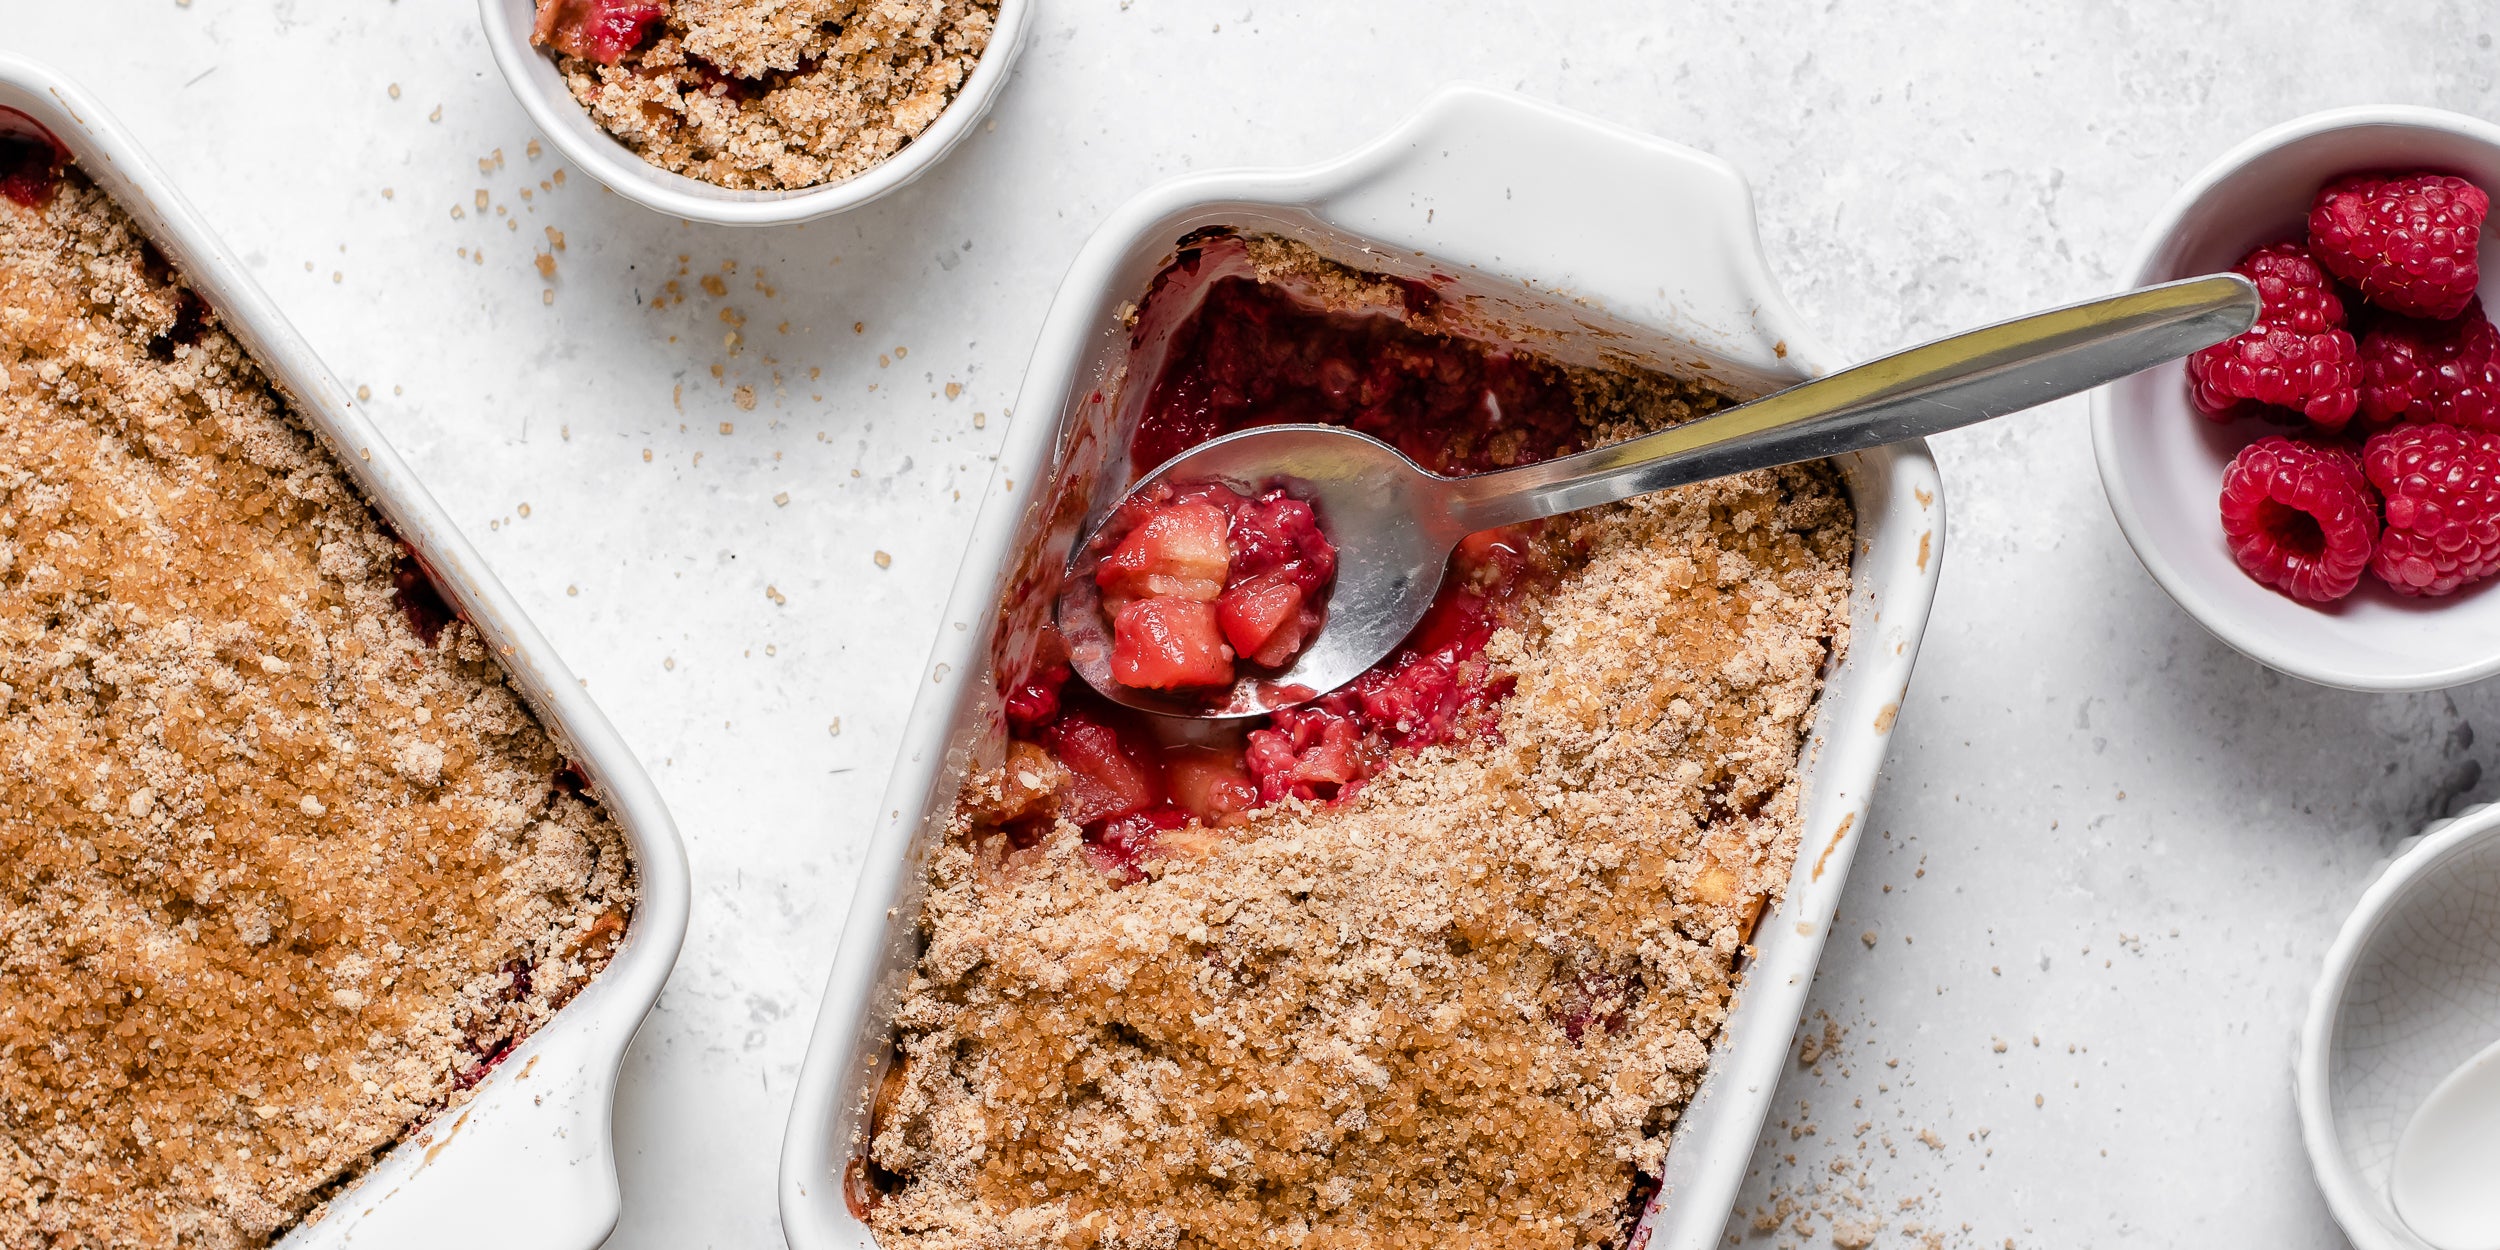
[1058,273,2260,719]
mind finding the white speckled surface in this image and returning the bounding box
[11,4,2500,1247]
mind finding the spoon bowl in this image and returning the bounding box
[1056,426,1460,718]
[1058,273,2259,717]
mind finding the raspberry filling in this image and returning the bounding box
[1007,236,1575,877]
[0,110,67,210]
[530,0,667,65]
[1093,481,1337,691]
[1130,245,1587,478]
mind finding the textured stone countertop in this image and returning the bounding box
[14,4,2498,1247]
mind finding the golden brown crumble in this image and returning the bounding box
[0,173,635,1248]
[865,248,1854,1250]
[553,0,999,191]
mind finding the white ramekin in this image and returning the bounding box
[0,55,690,1250]
[775,84,1948,1250]
[2092,106,2500,692]
[478,0,1029,226]
[2297,799,2500,1250]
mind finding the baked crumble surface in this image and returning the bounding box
[0,175,634,1248]
[866,245,1855,1250]
[556,0,999,191]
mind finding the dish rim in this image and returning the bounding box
[476,0,1032,227]
[2296,799,2500,1250]
[2088,104,2500,693]
[776,82,1947,1250]
[0,53,691,1250]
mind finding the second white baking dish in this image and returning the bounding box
[0,55,691,1250]
[779,84,1945,1250]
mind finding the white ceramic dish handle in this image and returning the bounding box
[1289,85,1815,386]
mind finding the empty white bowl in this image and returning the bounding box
[478,0,1029,226]
[2298,800,2500,1250]
[2091,107,2500,691]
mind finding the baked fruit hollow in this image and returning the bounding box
[0,144,635,1246]
[862,234,1856,1249]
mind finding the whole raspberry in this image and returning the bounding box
[2185,243,2360,428]
[2357,300,2500,429]
[2218,435,2380,602]
[2362,421,2500,596]
[2308,172,2490,320]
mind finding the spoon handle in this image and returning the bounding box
[1443,273,2260,531]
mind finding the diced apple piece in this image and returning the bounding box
[1044,710,1164,826]
[1166,746,1259,827]
[1096,500,1231,609]
[1110,598,1235,690]
[1216,569,1308,668]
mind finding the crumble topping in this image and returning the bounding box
[0,171,635,1248]
[552,0,1000,191]
[865,245,1855,1249]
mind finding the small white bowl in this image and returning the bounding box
[2297,800,2500,1250]
[2091,107,2500,691]
[478,0,1029,226]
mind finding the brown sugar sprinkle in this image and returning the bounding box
[865,287,1855,1246]
[0,171,634,1246]
[551,0,998,191]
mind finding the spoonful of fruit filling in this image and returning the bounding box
[1082,480,1339,691]
[1059,272,2263,717]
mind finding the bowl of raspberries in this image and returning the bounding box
[2095,107,2500,691]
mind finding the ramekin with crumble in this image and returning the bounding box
[531,0,1000,191]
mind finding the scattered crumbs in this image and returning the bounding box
[765,585,787,606]
[829,718,842,737]
[944,381,963,400]
[356,385,372,401]
[973,411,987,428]
[774,491,791,507]
[387,83,401,99]
[719,422,736,436]
[873,550,893,569]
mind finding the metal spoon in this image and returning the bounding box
[1057,273,2260,718]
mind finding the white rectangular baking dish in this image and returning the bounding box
[0,55,690,1250]
[779,84,1944,1250]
